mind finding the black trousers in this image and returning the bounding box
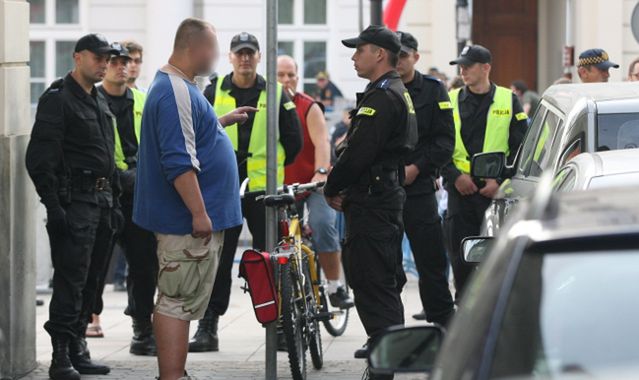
[403,193,454,325]
[44,196,115,338]
[343,189,406,339]
[120,200,158,320]
[445,187,491,299]
[204,196,266,317]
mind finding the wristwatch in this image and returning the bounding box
[315,167,328,175]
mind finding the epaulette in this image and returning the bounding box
[423,74,441,83]
[375,78,391,90]
[40,78,64,99]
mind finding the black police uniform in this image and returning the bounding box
[441,83,527,296]
[188,72,301,351]
[325,69,417,341]
[402,71,455,325]
[26,72,120,376]
[97,85,158,355]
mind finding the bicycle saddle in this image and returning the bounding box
[263,193,296,208]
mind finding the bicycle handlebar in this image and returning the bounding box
[240,181,326,200]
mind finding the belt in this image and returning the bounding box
[71,174,111,193]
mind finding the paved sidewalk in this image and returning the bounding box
[29,261,430,380]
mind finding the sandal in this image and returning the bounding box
[86,314,104,338]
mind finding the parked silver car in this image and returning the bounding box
[472,82,639,236]
[553,148,639,191]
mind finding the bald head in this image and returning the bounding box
[173,18,216,51]
[277,55,299,94]
[171,18,219,77]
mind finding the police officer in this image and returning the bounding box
[442,45,527,298]
[25,33,122,380]
[395,31,455,324]
[96,43,157,356]
[577,48,619,83]
[324,25,417,379]
[189,32,302,352]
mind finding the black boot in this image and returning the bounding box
[130,317,157,356]
[188,313,219,352]
[69,337,110,375]
[49,335,81,380]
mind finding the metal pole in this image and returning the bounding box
[358,0,364,32]
[563,0,574,79]
[265,1,278,379]
[370,0,383,25]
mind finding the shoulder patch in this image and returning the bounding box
[283,101,296,111]
[356,107,377,117]
[515,112,528,121]
[438,101,453,110]
[403,91,416,114]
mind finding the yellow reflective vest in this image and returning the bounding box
[449,86,513,174]
[114,88,146,170]
[213,76,287,191]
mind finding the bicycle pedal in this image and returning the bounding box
[313,312,334,322]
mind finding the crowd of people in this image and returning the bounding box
[26,14,637,380]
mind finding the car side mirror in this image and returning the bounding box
[471,152,507,179]
[368,325,444,375]
[462,236,494,264]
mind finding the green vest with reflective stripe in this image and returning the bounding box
[449,86,512,174]
[114,88,146,170]
[214,76,287,191]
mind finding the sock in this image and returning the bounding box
[326,280,343,294]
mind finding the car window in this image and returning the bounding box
[557,137,583,168]
[597,113,639,151]
[528,112,563,177]
[489,250,639,379]
[516,106,548,177]
[552,166,577,192]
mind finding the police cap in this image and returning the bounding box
[396,31,418,53]
[342,25,401,54]
[577,48,619,70]
[449,45,492,66]
[74,34,119,56]
[231,32,260,53]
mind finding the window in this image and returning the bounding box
[55,0,79,24]
[278,41,294,57]
[55,41,75,77]
[490,250,639,378]
[28,0,45,24]
[597,113,639,151]
[553,167,577,192]
[558,137,583,168]
[516,105,547,176]
[302,41,326,94]
[278,0,294,25]
[303,0,326,24]
[30,41,46,104]
[528,111,562,177]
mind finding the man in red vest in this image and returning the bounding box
[277,55,354,309]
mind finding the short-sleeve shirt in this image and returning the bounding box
[133,65,242,234]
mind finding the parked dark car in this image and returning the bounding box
[368,183,639,380]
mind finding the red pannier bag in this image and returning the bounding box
[238,249,279,325]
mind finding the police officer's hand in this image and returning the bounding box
[112,208,125,236]
[454,174,479,196]
[46,206,68,236]
[325,194,344,211]
[479,179,500,199]
[219,106,259,127]
[192,212,213,245]
[404,164,420,186]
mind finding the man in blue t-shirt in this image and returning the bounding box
[133,18,255,379]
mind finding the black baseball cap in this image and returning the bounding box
[342,25,401,54]
[396,31,418,53]
[74,33,119,56]
[230,32,260,53]
[109,42,132,60]
[450,45,492,65]
[578,48,619,70]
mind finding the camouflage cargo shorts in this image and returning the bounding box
[154,231,224,321]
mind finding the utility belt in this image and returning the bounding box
[70,170,111,193]
[355,164,403,194]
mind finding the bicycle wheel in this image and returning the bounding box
[280,260,307,380]
[303,258,323,370]
[315,258,350,337]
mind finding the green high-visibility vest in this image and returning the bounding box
[114,88,146,170]
[213,75,288,191]
[449,86,513,174]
